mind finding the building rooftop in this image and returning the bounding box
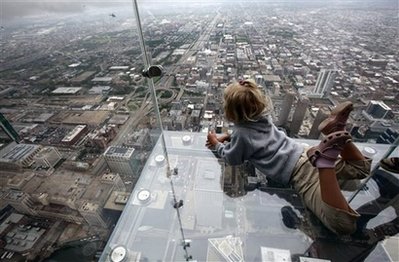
[61,111,110,126]
[32,171,91,200]
[52,87,82,94]
[104,146,135,158]
[61,125,86,143]
[5,224,45,252]
[0,143,41,162]
[33,113,54,123]
[104,191,131,212]
[0,213,24,235]
[263,74,282,82]
[369,100,392,110]
[109,115,129,125]
[109,66,129,70]
[34,147,57,158]
[89,86,112,94]
[92,77,113,82]
[80,202,99,212]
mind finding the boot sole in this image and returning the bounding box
[318,102,354,135]
[380,161,399,174]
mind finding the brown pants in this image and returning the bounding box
[290,150,372,235]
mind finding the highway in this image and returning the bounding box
[91,11,221,176]
[156,11,221,90]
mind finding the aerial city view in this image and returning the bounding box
[0,0,398,261]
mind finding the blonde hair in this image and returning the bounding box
[223,79,271,123]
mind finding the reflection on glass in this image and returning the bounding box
[0,0,398,261]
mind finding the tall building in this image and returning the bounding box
[365,100,392,119]
[87,125,117,149]
[194,159,223,228]
[104,146,140,176]
[207,236,244,262]
[79,202,108,228]
[313,69,337,97]
[376,128,399,144]
[126,128,151,150]
[2,191,37,216]
[277,92,295,126]
[33,146,62,169]
[260,247,291,262]
[0,113,20,142]
[308,107,329,139]
[223,163,253,198]
[61,125,87,146]
[100,173,126,192]
[255,74,264,86]
[36,205,84,224]
[171,101,183,110]
[290,96,310,136]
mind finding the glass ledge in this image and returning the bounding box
[100,131,397,262]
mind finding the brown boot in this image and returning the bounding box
[307,131,352,168]
[318,101,354,135]
[380,157,399,174]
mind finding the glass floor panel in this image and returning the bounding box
[101,131,398,262]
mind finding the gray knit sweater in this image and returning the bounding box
[215,115,304,185]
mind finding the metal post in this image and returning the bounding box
[131,0,162,128]
[130,1,192,260]
[131,0,170,175]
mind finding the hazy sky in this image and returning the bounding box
[1,0,397,22]
[1,1,123,21]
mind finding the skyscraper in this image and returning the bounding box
[207,236,244,262]
[79,202,108,228]
[365,100,392,119]
[194,159,223,228]
[290,96,310,136]
[313,69,337,97]
[308,107,329,139]
[3,191,37,216]
[376,128,399,144]
[278,92,295,126]
[104,146,140,176]
[34,147,62,169]
[0,113,20,142]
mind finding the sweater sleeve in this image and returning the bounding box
[215,133,251,165]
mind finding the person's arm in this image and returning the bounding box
[206,130,220,149]
[206,131,230,148]
[216,134,250,165]
[207,130,250,165]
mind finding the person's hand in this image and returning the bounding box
[217,133,231,143]
[206,130,219,149]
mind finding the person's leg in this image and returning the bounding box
[357,170,399,229]
[340,142,366,161]
[290,153,359,234]
[334,150,372,182]
[319,168,350,212]
[308,131,353,212]
[334,142,370,187]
